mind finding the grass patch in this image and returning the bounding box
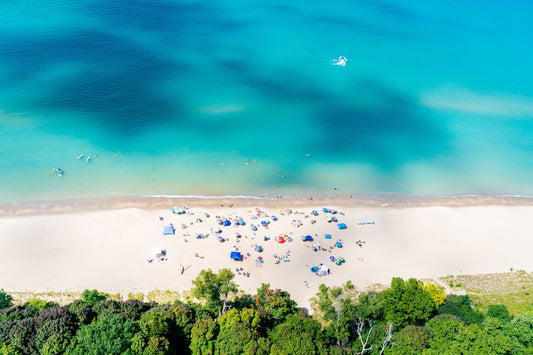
[146,289,182,304]
[127,292,145,301]
[439,272,533,315]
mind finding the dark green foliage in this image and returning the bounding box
[387,325,430,354]
[190,317,218,355]
[438,294,484,324]
[0,307,26,323]
[0,341,22,355]
[8,318,35,352]
[269,312,327,355]
[0,321,15,344]
[254,283,297,325]
[0,291,13,310]
[356,290,384,321]
[92,299,122,318]
[382,278,436,328]
[121,299,154,321]
[74,307,96,326]
[214,308,270,355]
[487,304,512,322]
[67,315,138,354]
[32,306,78,353]
[81,289,108,307]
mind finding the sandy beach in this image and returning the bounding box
[1,196,532,311]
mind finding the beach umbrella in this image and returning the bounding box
[217,236,224,242]
[325,234,332,239]
[337,223,347,229]
[232,219,239,225]
[261,220,267,226]
[238,218,245,225]
[278,237,285,244]
[312,246,317,252]
[254,246,263,252]
[323,208,329,213]
[305,235,313,241]
[330,256,335,262]
[286,209,292,214]
[224,220,231,226]
[216,218,223,225]
[335,242,343,248]
[312,210,318,216]
[271,215,278,221]
[215,228,222,234]
[251,225,258,231]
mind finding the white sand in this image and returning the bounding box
[1,203,532,310]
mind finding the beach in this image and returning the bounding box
[1,195,532,311]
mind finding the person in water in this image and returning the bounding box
[331,56,347,67]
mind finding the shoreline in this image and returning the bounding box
[2,193,533,217]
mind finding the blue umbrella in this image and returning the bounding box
[323,208,329,213]
[335,242,343,248]
[254,246,263,252]
[337,223,347,230]
[251,225,258,231]
[325,234,332,239]
[224,220,231,226]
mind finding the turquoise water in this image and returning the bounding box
[1,0,533,202]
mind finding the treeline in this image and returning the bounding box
[0,269,532,354]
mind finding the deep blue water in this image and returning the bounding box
[1,0,533,202]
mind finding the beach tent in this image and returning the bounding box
[323,208,329,213]
[305,235,313,241]
[337,223,347,230]
[238,218,246,225]
[320,264,329,276]
[335,242,343,248]
[278,236,285,244]
[216,218,223,225]
[163,226,175,235]
[230,251,241,260]
[325,234,332,239]
[217,236,224,242]
[254,245,263,252]
[312,210,318,216]
[152,247,164,257]
[251,225,258,231]
[271,215,278,221]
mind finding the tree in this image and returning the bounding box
[67,315,138,354]
[190,317,218,355]
[386,325,430,354]
[191,269,238,316]
[0,291,13,310]
[487,305,512,323]
[254,283,297,325]
[269,312,328,355]
[503,312,533,354]
[423,283,446,308]
[438,294,484,325]
[214,308,270,355]
[81,289,108,307]
[314,283,357,350]
[381,278,436,328]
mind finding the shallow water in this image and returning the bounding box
[1,0,533,202]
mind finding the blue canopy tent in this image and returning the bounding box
[325,234,332,239]
[335,242,343,248]
[163,226,175,235]
[337,223,347,230]
[230,251,242,260]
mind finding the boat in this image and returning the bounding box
[179,264,184,275]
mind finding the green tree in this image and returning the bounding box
[254,283,297,324]
[0,291,13,310]
[423,283,446,308]
[438,294,484,324]
[81,289,108,307]
[214,308,269,355]
[67,315,138,354]
[386,325,430,354]
[503,312,533,351]
[487,305,512,323]
[382,278,436,328]
[191,268,238,316]
[314,283,357,349]
[190,317,218,355]
[269,312,327,355]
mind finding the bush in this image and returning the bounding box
[0,290,13,310]
[81,290,108,307]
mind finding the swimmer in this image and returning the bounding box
[331,56,347,67]
[86,156,90,162]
